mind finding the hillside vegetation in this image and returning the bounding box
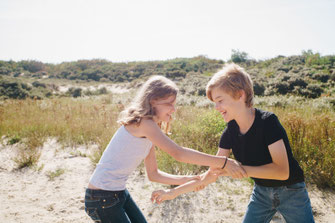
[1,51,335,188]
[1,50,335,100]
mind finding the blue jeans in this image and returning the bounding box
[85,188,147,223]
[243,182,314,223]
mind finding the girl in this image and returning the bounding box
[84,75,246,223]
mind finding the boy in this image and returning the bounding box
[152,63,314,223]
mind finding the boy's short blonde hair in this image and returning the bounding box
[206,63,254,107]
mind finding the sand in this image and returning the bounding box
[1,138,334,223]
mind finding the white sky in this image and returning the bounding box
[0,0,334,64]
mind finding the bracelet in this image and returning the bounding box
[222,157,228,169]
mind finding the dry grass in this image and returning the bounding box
[1,95,334,187]
[0,96,121,167]
[271,107,335,188]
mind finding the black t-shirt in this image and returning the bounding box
[219,108,304,187]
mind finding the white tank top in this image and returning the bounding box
[89,125,152,191]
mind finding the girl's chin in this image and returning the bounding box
[158,116,171,123]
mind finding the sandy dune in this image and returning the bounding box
[0,138,334,223]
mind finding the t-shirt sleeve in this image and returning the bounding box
[219,127,232,149]
[264,114,285,146]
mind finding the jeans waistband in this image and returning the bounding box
[86,188,125,197]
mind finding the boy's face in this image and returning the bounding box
[211,87,242,123]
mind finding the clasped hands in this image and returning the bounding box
[151,158,247,204]
[195,157,248,191]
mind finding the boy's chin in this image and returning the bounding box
[222,115,232,123]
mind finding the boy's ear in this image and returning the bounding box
[238,90,246,101]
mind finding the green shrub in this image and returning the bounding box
[32,81,47,88]
[67,87,82,97]
[0,79,30,99]
[300,84,323,98]
[14,146,41,169]
[312,73,330,83]
[253,81,265,96]
[156,107,226,174]
[8,135,21,145]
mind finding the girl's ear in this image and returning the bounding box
[150,99,157,106]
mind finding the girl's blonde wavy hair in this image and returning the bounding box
[117,75,178,132]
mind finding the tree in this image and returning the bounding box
[230,49,249,63]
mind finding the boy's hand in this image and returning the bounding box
[224,158,248,179]
[151,189,176,204]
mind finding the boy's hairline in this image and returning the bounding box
[207,83,240,102]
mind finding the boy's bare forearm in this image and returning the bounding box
[242,163,289,180]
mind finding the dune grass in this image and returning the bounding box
[0,95,334,188]
[0,96,121,166]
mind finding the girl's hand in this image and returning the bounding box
[194,170,218,191]
[210,168,229,176]
[224,158,248,179]
[151,189,176,204]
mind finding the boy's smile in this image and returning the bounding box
[211,87,242,123]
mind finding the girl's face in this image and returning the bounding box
[211,87,243,123]
[151,95,177,123]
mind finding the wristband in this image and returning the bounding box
[222,157,228,169]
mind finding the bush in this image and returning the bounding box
[0,80,30,99]
[300,84,323,98]
[312,73,330,83]
[253,81,265,96]
[19,60,45,73]
[8,135,21,145]
[32,81,47,88]
[67,87,82,97]
[287,76,308,90]
[271,81,290,95]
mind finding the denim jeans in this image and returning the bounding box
[85,188,147,223]
[243,182,314,223]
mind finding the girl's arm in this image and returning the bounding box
[144,146,200,185]
[151,170,218,204]
[241,139,289,180]
[193,147,232,191]
[140,119,247,178]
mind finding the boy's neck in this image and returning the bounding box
[235,107,255,135]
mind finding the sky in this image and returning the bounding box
[0,0,334,64]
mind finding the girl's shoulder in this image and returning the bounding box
[138,118,157,129]
[126,118,159,138]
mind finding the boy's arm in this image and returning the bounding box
[241,139,289,180]
[144,146,199,185]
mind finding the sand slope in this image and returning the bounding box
[0,138,334,223]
